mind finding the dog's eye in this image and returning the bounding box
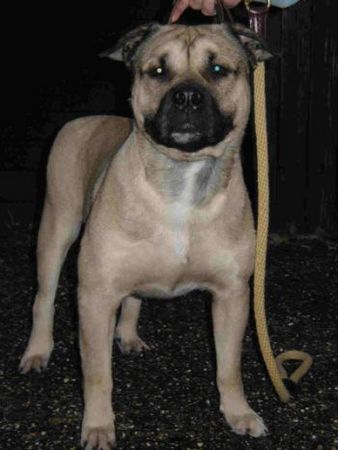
[148,65,167,79]
[210,64,229,77]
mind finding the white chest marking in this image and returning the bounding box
[169,160,205,259]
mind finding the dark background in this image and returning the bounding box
[0,3,337,449]
[0,0,337,236]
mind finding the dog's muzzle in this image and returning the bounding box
[144,82,234,153]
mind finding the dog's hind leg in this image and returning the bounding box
[115,296,150,354]
[19,198,81,373]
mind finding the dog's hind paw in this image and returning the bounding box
[115,335,150,355]
[19,340,53,374]
[82,425,116,450]
[226,411,268,438]
[19,354,50,374]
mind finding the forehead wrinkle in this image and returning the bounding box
[171,28,192,64]
[178,27,203,67]
[142,27,208,67]
[140,28,187,58]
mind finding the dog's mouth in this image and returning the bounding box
[170,130,202,145]
[144,115,233,153]
[170,121,202,144]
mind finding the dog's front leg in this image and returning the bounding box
[212,282,267,438]
[79,284,120,449]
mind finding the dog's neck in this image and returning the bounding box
[114,127,244,260]
[132,127,240,207]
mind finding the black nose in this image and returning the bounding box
[173,86,204,111]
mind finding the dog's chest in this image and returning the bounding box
[166,160,212,261]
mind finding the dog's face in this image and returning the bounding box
[103,23,271,159]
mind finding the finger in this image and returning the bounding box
[189,0,204,10]
[202,0,217,16]
[169,0,190,23]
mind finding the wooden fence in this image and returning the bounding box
[265,0,337,234]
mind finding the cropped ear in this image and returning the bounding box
[100,23,161,70]
[231,23,273,68]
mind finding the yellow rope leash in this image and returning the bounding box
[253,61,313,402]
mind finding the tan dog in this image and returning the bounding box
[20,23,271,449]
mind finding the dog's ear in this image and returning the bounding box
[231,23,273,68]
[100,23,161,70]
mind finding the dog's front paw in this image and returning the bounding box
[115,335,150,355]
[81,424,116,450]
[224,410,268,438]
[19,339,54,373]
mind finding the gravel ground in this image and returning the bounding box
[0,228,337,450]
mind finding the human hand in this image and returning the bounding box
[169,0,241,23]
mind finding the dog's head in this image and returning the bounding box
[102,23,271,159]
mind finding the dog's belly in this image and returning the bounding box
[133,281,203,299]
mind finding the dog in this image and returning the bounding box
[20,22,271,449]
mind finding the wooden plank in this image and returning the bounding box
[307,0,338,233]
[276,0,313,233]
